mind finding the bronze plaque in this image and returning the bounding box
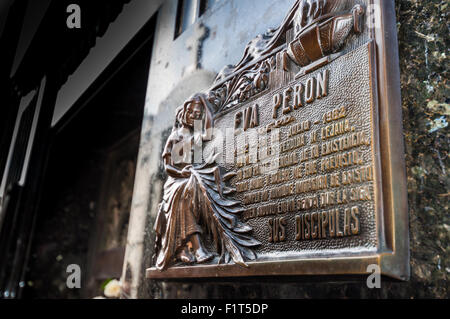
[147,0,409,280]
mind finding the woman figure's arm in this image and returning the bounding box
[164,155,191,178]
[163,136,192,178]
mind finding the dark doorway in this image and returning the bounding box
[23,23,154,299]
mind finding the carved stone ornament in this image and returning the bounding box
[148,0,409,280]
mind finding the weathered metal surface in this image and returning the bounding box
[147,0,408,280]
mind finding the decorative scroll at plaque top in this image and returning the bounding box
[208,0,364,112]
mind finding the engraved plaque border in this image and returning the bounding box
[146,0,409,281]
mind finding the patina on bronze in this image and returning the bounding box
[147,0,409,281]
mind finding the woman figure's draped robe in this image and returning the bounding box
[154,130,260,271]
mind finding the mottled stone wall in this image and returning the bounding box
[395,0,448,298]
[136,0,448,299]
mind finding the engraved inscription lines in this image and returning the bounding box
[211,43,377,249]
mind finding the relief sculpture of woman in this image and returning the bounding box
[154,93,260,271]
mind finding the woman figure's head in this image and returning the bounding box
[175,93,213,132]
[183,96,204,128]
